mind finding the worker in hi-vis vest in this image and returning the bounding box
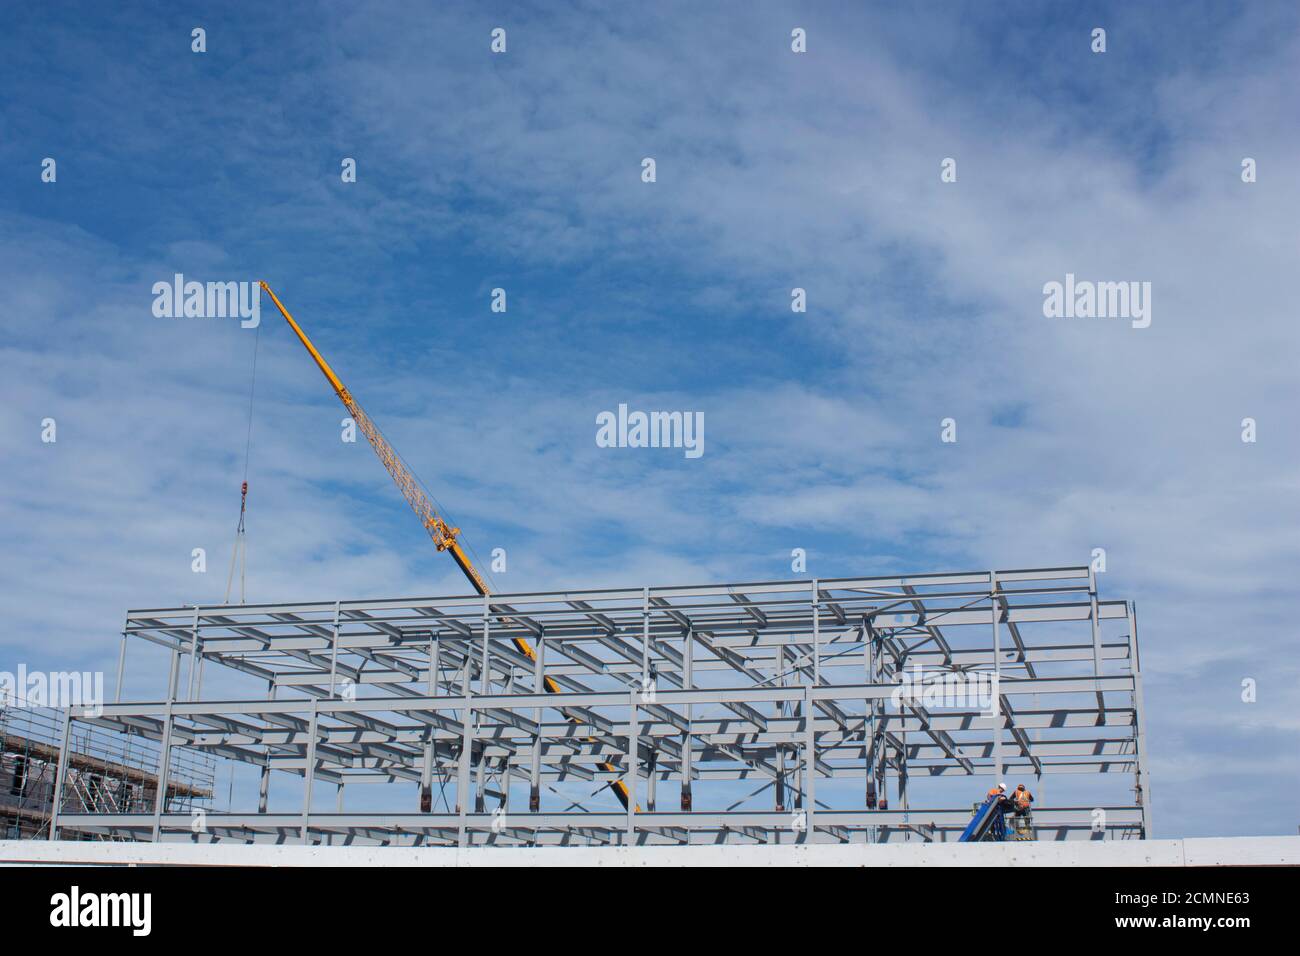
[1012,783,1034,815]
[986,782,1007,802]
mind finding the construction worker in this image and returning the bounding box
[1011,783,1034,815]
[986,782,1007,803]
[1009,783,1035,840]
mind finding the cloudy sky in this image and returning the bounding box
[1,1,1297,837]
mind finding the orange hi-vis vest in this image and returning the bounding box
[1014,788,1033,809]
[987,786,1004,799]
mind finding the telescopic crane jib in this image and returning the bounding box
[258,283,488,595]
[258,282,635,813]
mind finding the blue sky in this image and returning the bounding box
[2,1,1298,837]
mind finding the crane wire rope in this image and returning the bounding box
[225,321,261,605]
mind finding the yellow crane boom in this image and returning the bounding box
[259,282,489,596]
[259,282,634,812]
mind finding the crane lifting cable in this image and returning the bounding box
[259,282,636,812]
[224,320,261,605]
[223,481,249,605]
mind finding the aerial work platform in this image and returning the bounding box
[48,565,1150,846]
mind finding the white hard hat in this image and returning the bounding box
[998,782,1007,791]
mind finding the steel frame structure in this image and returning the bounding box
[49,565,1151,846]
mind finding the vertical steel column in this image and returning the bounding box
[430,635,441,695]
[420,638,437,813]
[114,631,127,704]
[1128,601,1153,836]
[900,726,909,840]
[457,656,472,848]
[328,601,341,698]
[301,700,318,845]
[991,571,1003,783]
[641,587,655,815]
[48,708,73,840]
[258,677,274,814]
[680,626,693,811]
[475,599,490,813]
[803,683,815,843]
[641,588,651,683]
[811,580,821,684]
[152,648,180,841]
[1089,566,1103,677]
[868,624,885,818]
[809,582,820,842]
[529,628,545,812]
[480,597,491,694]
[863,619,875,816]
[776,644,787,815]
[875,628,888,818]
[626,689,637,841]
[185,607,199,701]
[647,748,658,813]
[794,693,804,812]
[256,760,271,815]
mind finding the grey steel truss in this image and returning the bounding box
[49,565,1150,846]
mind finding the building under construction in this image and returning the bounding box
[41,564,1151,846]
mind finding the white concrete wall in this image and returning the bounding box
[2,836,1297,867]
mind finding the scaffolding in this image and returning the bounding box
[48,565,1150,846]
[2,699,213,840]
